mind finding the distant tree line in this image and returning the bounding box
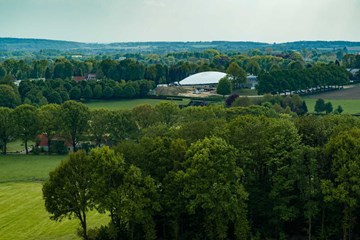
[257,63,349,95]
[34,100,360,240]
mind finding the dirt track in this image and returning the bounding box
[306,84,360,100]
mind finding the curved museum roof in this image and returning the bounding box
[179,71,227,86]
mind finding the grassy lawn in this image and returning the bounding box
[84,98,190,110]
[0,182,109,240]
[0,154,109,239]
[6,140,35,153]
[304,98,360,114]
[0,155,65,183]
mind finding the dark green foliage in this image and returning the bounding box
[315,98,325,113]
[69,87,81,100]
[257,64,349,95]
[216,76,232,97]
[43,150,95,240]
[60,100,90,151]
[13,104,39,154]
[0,84,21,108]
[0,107,14,154]
[335,105,343,114]
[324,102,333,113]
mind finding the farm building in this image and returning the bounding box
[178,71,257,89]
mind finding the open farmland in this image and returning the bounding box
[304,84,360,114]
[84,98,190,110]
[0,155,109,240]
[305,84,360,100]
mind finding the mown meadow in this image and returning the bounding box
[0,155,109,240]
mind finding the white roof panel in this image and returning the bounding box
[179,71,227,85]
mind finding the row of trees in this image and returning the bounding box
[257,63,349,95]
[1,49,339,86]
[41,103,360,239]
[0,78,154,108]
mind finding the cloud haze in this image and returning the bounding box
[0,0,359,43]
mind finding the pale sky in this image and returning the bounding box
[0,0,359,43]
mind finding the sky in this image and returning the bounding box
[0,0,359,43]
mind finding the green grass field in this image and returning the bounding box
[6,140,35,153]
[0,155,109,240]
[0,155,64,183]
[304,98,360,114]
[84,98,190,110]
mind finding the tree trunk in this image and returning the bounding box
[343,205,348,240]
[2,139,7,154]
[25,140,28,154]
[48,137,51,154]
[308,215,311,240]
[81,210,88,240]
[72,136,76,152]
[321,206,325,239]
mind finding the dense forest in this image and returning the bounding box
[13,100,353,240]
[1,99,359,239]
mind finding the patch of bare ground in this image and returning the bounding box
[306,84,360,100]
[156,86,219,98]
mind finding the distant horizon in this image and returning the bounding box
[2,36,360,45]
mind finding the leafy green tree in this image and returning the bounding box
[216,76,232,97]
[43,150,95,240]
[225,116,303,237]
[60,101,90,151]
[0,107,14,154]
[93,85,102,99]
[314,98,325,113]
[0,84,21,108]
[122,84,136,98]
[82,85,93,100]
[13,104,39,154]
[324,102,333,114]
[45,67,52,80]
[102,85,114,99]
[37,104,61,153]
[89,109,111,146]
[91,147,159,240]
[46,90,63,104]
[246,60,261,75]
[109,110,138,144]
[226,62,247,89]
[0,65,7,79]
[154,102,180,126]
[321,129,360,240]
[335,105,344,114]
[132,104,157,129]
[69,87,81,100]
[179,137,249,239]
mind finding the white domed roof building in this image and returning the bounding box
[179,71,227,87]
[177,71,258,90]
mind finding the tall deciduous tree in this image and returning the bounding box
[179,137,249,239]
[88,109,111,146]
[0,107,14,154]
[60,101,90,151]
[216,76,232,97]
[0,84,21,108]
[13,104,39,154]
[226,62,247,89]
[321,129,360,240]
[37,104,61,153]
[43,150,95,240]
